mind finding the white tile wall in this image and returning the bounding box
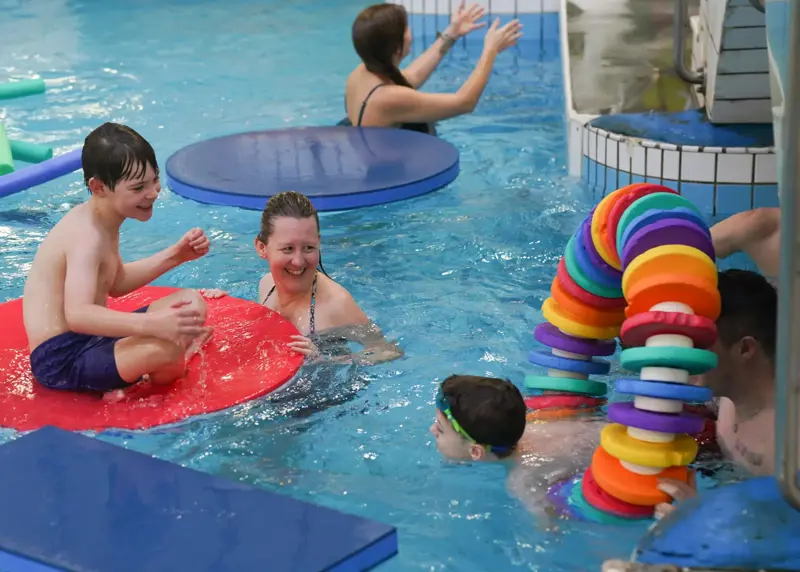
[577,125,776,186]
[390,0,556,13]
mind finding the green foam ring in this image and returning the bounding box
[567,477,643,525]
[0,78,46,101]
[563,235,624,299]
[524,374,608,397]
[10,140,53,164]
[615,192,702,249]
[619,346,718,375]
[0,123,14,176]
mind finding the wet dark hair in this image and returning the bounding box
[257,191,329,276]
[716,269,777,360]
[441,375,527,459]
[352,4,414,89]
[82,122,158,192]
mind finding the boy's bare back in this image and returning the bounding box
[23,203,121,351]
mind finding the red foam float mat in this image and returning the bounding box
[0,286,304,432]
[581,466,654,519]
[620,310,717,349]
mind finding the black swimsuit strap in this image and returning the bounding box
[261,274,317,335]
[356,84,386,126]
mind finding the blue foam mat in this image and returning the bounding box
[165,126,459,212]
[0,427,397,572]
[589,109,774,148]
[635,473,800,570]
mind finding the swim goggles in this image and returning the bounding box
[436,388,514,455]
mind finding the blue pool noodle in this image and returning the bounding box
[0,147,82,198]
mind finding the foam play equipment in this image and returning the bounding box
[165,126,459,212]
[0,78,83,196]
[0,286,304,432]
[527,182,717,522]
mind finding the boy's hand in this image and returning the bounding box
[174,228,210,262]
[146,299,205,343]
[654,475,698,520]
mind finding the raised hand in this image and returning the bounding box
[449,1,487,38]
[174,228,210,263]
[483,18,523,54]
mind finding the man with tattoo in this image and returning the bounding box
[655,269,777,518]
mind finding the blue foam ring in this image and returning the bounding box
[528,350,611,376]
[620,206,709,252]
[571,226,622,289]
[0,148,82,198]
[615,378,712,403]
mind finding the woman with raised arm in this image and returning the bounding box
[341,2,523,135]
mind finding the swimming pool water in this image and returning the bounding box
[0,0,704,569]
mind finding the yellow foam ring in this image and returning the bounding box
[600,423,698,468]
[590,186,641,271]
[542,298,621,340]
[621,244,717,297]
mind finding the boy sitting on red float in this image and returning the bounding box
[23,122,212,399]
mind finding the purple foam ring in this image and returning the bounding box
[608,402,705,434]
[547,477,579,519]
[534,322,617,357]
[621,218,715,270]
[579,214,623,281]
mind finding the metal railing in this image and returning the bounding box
[775,0,800,511]
[674,0,704,85]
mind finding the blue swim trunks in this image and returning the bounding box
[29,306,149,392]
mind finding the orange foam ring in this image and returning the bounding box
[590,183,651,271]
[550,277,626,329]
[624,272,721,321]
[526,406,604,422]
[590,446,692,506]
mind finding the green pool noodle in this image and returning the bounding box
[10,140,53,163]
[0,79,46,101]
[0,124,14,175]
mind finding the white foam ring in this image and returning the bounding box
[552,348,590,361]
[649,301,694,314]
[640,366,690,384]
[620,460,664,475]
[634,395,684,414]
[645,333,693,348]
[627,426,676,443]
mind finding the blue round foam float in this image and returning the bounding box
[165,127,460,211]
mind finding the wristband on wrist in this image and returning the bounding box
[436,31,457,54]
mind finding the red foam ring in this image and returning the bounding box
[556,259,626,310]
[620,311,717,349]
[582,466,654,519]
[0,286,304,432]
[606,184,678,258]
[525,394,606,410]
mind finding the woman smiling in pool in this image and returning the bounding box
[207,191,402,365]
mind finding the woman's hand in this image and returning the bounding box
[483,17,523,54]
[654,475,698,520]
[288,335,319,358]
[447,1,487,38]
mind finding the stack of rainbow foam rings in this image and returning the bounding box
[527,183,718,523]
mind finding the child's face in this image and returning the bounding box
[430,409,485,461]
[91,162,161,222]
